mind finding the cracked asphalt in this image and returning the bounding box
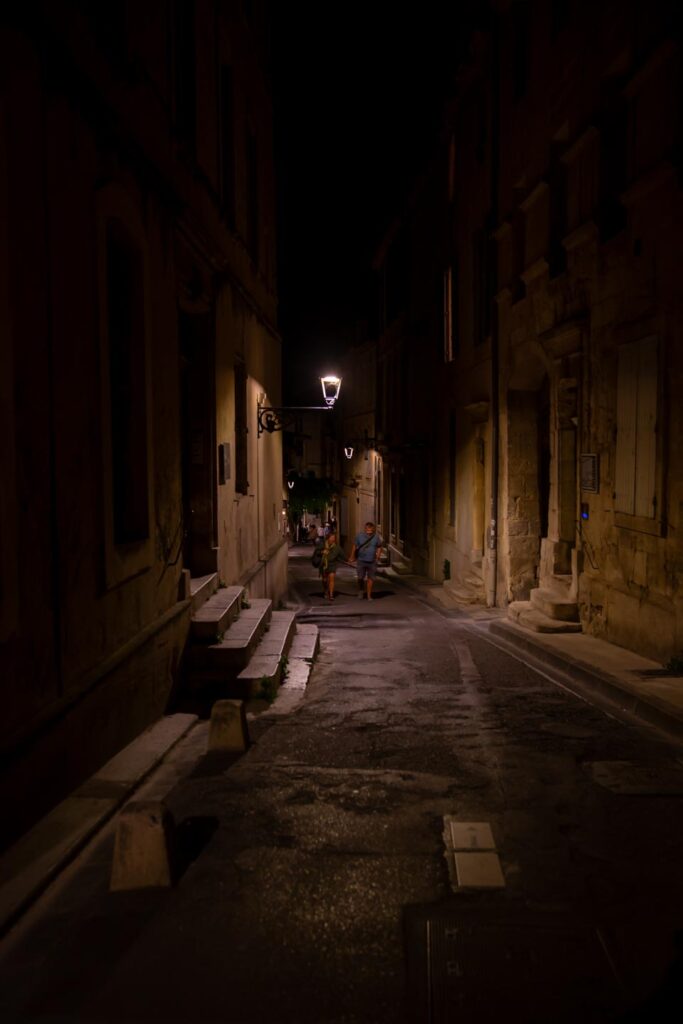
[1,547,683,1023]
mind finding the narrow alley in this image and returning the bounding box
[1,547,682,1023]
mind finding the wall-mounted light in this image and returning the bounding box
[258,375,343,435]
[344,446,354,459]
[287,480,295,490]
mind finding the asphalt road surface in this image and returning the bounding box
[1,548,682,1023]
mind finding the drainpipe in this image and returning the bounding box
[486,13,501,608]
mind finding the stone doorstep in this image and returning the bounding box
[236,655,283,697]
[187,601,273,671]
[239,599,273,622]
[288,628,320,661]
[190,586,244,641]
[189,573,220,615]
[0,713,197,935]
[262,610,297,644]
[509,601,582,634]
[530,587,580,622]
[234,612,297,696]
[544,573,574,598]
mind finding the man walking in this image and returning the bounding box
[350,521,383,601]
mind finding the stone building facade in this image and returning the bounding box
[372,0,683,663]
[0,1,285,847]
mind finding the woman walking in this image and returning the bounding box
[320,532,345,601]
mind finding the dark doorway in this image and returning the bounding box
[179,310,217,575]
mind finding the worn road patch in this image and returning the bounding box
[585,760,683,795]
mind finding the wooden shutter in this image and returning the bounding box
[615,337,658,518]
[615,341,637,514]
[634,336,657,518]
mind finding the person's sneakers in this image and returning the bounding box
[357,592,364,600]
[367,595,373,601]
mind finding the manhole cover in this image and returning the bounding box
[586,761,683,795]
[404,904,624,1023]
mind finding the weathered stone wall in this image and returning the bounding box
[0,3,282,847]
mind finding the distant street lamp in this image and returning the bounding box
[344,446,354,459]
[257,374,342,435]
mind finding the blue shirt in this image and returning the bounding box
[354,532,381,562]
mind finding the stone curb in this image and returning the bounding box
[0,713,198,937]
[487,620,683,743]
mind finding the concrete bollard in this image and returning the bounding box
[208,699,249,752]
[110,800,176,891]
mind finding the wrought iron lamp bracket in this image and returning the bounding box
[257,404,332,436]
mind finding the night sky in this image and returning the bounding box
[271,2,484,402]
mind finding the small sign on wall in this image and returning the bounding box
[218,443,231,485]
[580,453,599,493]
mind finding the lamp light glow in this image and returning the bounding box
[287,480,295,490]
[344,446,354,459]
[321,375,342,406]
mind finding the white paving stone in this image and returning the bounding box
[454,851,505,889]
[448,820,496,851]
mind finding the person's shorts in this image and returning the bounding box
[356,560,377,580]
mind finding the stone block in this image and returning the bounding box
[208,699,249,752]
[110,800,176,891]
[507,519,530,537]
[454,851,506,889]
[449,821,496,851]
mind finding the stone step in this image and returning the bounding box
[250,610,297,658]
[543,573,574,599]
[508,600,582,634]
[288,623,320,661]
[233,611,297,698]
[190,573,219,615]
[530,588,579,622]
[187,599,272,676]
[190,586,244,642]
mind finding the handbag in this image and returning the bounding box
[311,547,323,568]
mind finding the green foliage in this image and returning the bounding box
[287,476,336,518]
[258,675,278,703]
[279,654,289,682]
[666,653,683,674]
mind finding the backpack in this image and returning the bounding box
[311,547,323,568]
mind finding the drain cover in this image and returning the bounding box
[404,904,624,1023]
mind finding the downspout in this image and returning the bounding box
[486,14,501,607]
[41,79,64,694]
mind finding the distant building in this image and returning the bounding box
[0,1,285,847]
[338,341,379,547]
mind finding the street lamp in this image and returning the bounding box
[257,375,342,436]
[321,375,342,406]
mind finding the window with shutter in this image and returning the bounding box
[615,336,658,521]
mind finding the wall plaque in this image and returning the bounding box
[580,453,599,493]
